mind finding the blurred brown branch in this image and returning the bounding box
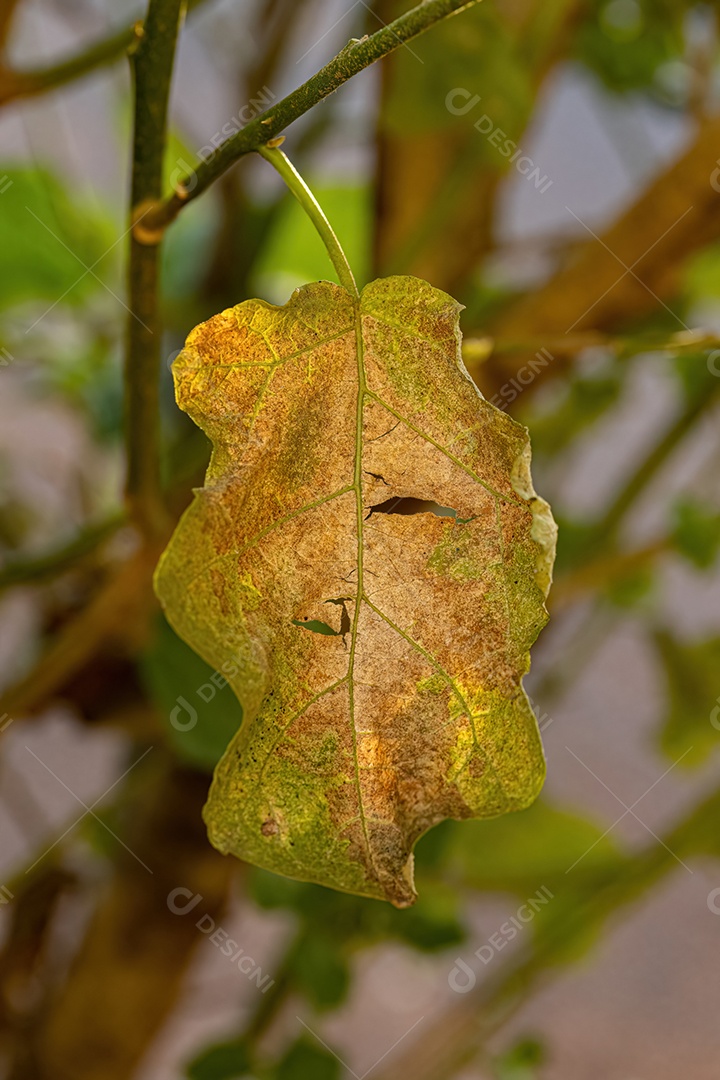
[480,113,720,395]
[3,760,235,1080]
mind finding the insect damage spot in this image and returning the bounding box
[291,618,340,636]
[291,598,352,638]
[364,470,389,485]
[365,496,473,522]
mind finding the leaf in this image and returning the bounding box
[185,1039,251,1080]
[654,630,720,767]
[444,798,624,894]
[671,497,720,570]
[288,931,351,1010]
[155,275,556,907]
[0,166,114,311]
[273,1038,341,1080]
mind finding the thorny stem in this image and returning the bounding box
[125,0,185,538]
[136,0,485,236]
[257,145,358,297]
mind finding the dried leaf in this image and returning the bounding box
[155,276,556,907]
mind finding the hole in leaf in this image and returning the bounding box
[365,497,472,522]
[291,599,352,639]
[291,618,340,637]
[325,597,352,637]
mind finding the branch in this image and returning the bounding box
[0,544,160,724]
[27,762,236,1080]
[0,513,125,593]
[372,785,720,1080]
[0,0,207,108]
[480,111,720,397]
[596,375,720,538]
[136,0,486,236]
[0,21,141,106]
[124,0,185,538]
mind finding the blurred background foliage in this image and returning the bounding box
[1,1,720,1078]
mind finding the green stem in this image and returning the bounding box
[597,376,720,538]
[125,0,185,538]
[257,145,358,297]
[137,0,485,234]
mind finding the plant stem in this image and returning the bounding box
[257,145,358,297]
[125,0,185,538]
[597,376,720,538]
[0,512,126,592]
[137,0,485,235]
[372,785,720,1080]
[0,0,207,108]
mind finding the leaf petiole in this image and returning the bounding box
[257,143,359,298]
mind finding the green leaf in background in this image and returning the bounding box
[185,1039,252,1080]
[0,165,114,312]
[274,1038,341,1080]
[576,0,686,96]
[382,3,532,157]
[140,615,243,770]
[654,630,720,767]
[444,798,624,894]
[491,1036,545,1080]
[671,497,720,570]
[249,864,466,957]
[288,931,351,1011]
